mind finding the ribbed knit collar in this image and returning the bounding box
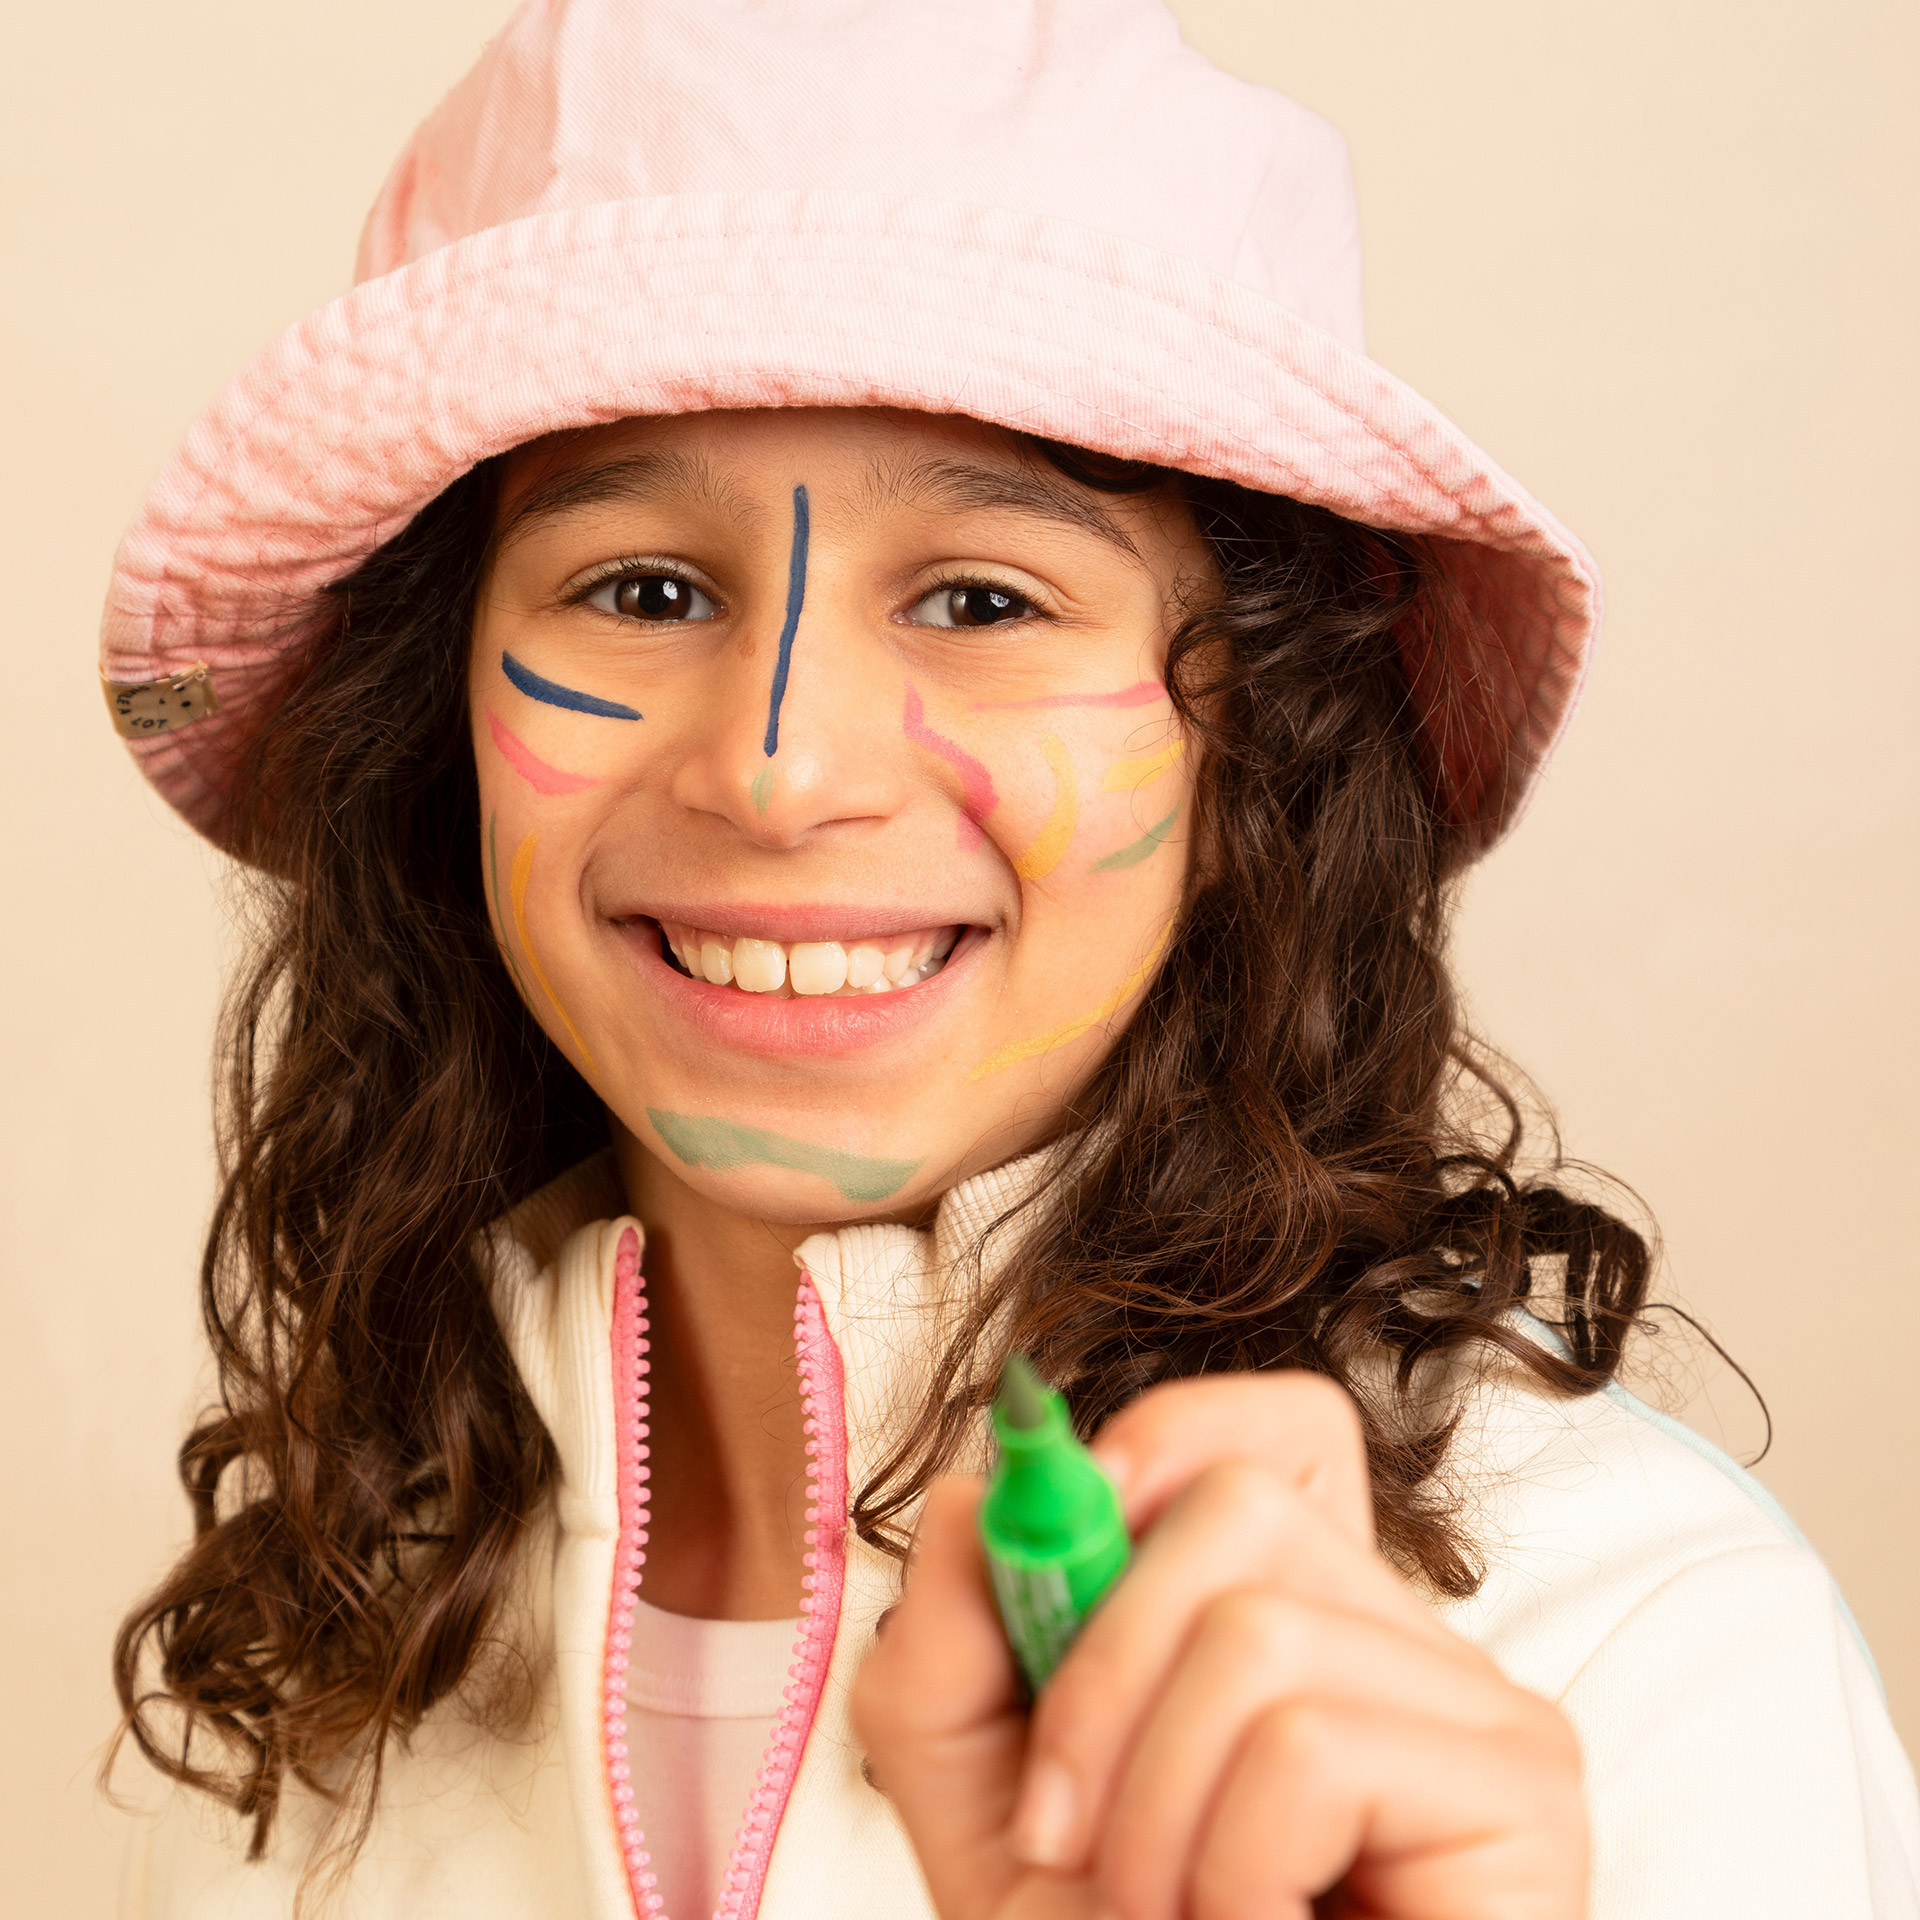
[492,1142,1058,1495]
[498,1140,1055,1306]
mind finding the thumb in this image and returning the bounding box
[850,1476,1032,1920]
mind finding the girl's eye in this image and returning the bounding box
[908,584,1037,629]
[585,571,717,623]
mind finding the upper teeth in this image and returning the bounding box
[658,923,959,996]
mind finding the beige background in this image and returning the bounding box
[3,0,1914,1907]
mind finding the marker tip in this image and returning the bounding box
[995,1352,1050,1432]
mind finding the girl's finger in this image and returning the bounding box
[1187,1698,1586,1920]
[1012,1456,1459,1871]
[1095,1589,1539,1920]
[850,1475,1029,1920]
[1089,1371,1376,1550]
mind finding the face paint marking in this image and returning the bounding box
[502,650,642,721]
[761,485,811,757]
[749,766,775,816]
[647,1109,923,1203]
[487,708,601,795]
[1010,736,1079,881]
[903,682,999,849]
[972,681,1166,711]
[968,920,1175,1079]
[508,830,599,1072]
[1102,736,1185,792]
[487,812,537,1008]
[1090,804,1179,872]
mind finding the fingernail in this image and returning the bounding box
[1011,1760,1078,1868]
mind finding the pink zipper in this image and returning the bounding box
[713,1273,849,1919]
[600,1237,851,1920]
[603,1227,661,1912]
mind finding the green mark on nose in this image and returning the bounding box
[749,766,774,816]
[647,1109,923,1202]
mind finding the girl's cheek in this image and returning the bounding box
[966,702,1190,908]
[471,685,644,1085]
[900,680,1001,850]
[1080,731,1188,879]
[481,701,610,800]
[472,698,607,918]
[956,718,1189,1087]
[477,630,649,798]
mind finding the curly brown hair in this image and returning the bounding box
[112,436,1652,1863]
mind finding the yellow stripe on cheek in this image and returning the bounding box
[968,920,1175,1079]
[1011,736,1079,881]
[509,831,599,1074]
[1102,736,1185,792]
[488,813,537,1009]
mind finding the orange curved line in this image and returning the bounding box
[487,813,535,1007]
[1011,736,1078,881]
[509,832,598,1073]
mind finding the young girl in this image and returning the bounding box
[104,2,1917,1916]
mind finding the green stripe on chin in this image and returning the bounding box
[647,1109,923,1202]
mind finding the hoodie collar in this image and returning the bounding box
[490,1144,1057,1498]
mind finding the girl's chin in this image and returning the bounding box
[612,917,987,1063]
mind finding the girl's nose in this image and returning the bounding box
[670,599,908,849]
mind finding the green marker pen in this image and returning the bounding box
[979,1353,1131,1692]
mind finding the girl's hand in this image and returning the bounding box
[851,1374,1587,1920]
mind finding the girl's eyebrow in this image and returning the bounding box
[494,449,763,551]
[870,455,1145,564]
[492,442,1143,563]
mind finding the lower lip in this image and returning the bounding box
[615,921,981,1059]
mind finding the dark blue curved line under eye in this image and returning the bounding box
[762,485,810,757]
[501,650,641,721]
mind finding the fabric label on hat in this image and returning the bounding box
[102,665,219,738]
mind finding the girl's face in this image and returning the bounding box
[470,408,1210,1224]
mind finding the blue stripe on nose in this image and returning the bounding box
[762,485,811,757]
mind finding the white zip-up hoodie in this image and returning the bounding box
[123,1153,1920,1918]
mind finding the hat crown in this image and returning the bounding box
[356,0,1365,349]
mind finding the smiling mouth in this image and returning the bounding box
[654,921,962,997]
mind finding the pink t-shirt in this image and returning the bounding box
[622,1596,801,1919]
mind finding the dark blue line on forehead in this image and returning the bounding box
[501,650,642,721]
[762,485,811,757]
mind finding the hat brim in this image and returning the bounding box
[100,191,1597,854]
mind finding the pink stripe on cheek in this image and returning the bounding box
[972,680,1166,711]
[902,683,999,849]
[487,708,601,795]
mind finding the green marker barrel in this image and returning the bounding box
[979,1354,1131,1692]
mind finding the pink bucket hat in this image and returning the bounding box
[99,0,1597,857]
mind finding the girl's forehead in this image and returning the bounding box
[502,407,1019,501]
[493,406,1202,571]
